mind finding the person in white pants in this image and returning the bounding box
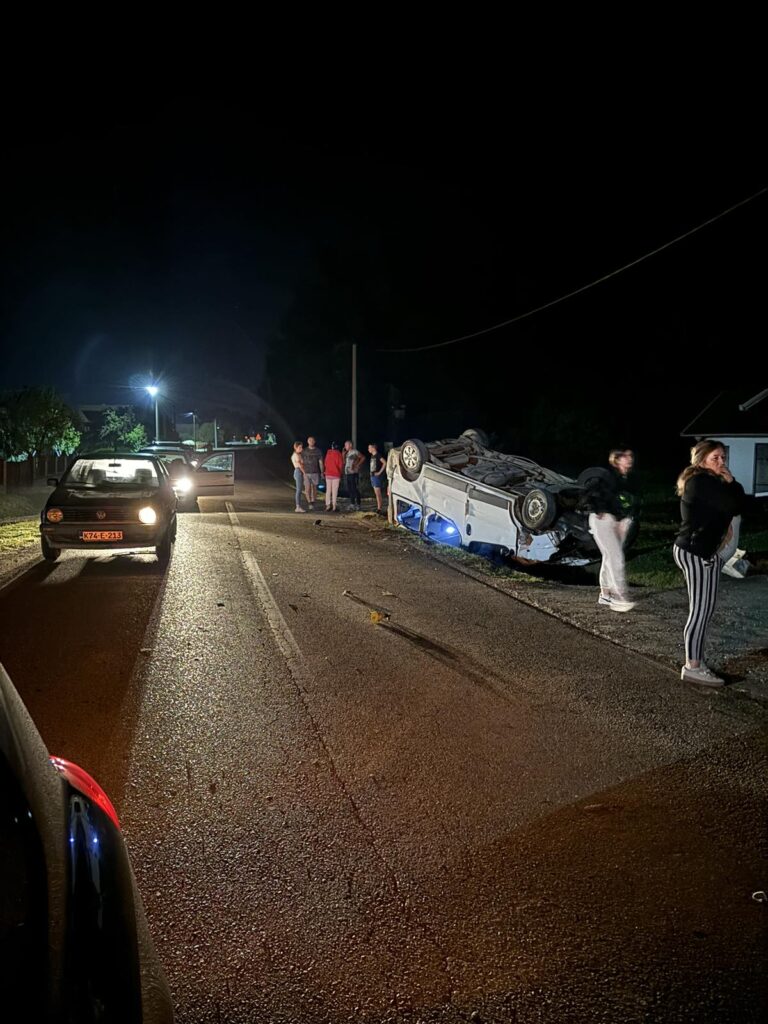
[583,449,636,613]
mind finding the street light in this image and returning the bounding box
[185,411,197,448]
[146,385,159,442]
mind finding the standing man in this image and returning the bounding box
[302,436,324,510]
[368,442,387,515]
[343,439,365,511]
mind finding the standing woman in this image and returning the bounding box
[582,448,638,612]
[291,441,306,512]
[673,439,746,686]
[323,441,344,512]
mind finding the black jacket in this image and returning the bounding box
[580,466,637,520]
[674,472,747,559]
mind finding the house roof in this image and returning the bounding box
[681,389,768,438]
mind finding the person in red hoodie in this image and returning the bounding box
[324,441,344,512]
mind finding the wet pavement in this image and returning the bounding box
[0,475,766,1022]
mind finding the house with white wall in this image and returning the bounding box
[681,388,768,497]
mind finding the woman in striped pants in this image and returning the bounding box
[673,440,746,686]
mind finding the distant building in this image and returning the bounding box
[76,404,135,433]
[681,389,768,497]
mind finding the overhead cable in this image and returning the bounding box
[379,185,767,353]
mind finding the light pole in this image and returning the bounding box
[185,411,197,448]
[146,386,159,442]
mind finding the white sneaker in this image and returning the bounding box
[681,665,724,687]
[598,594,612,606]
[294,507,306,513]
[609,599,635,613]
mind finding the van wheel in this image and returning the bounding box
[41,536,61,562]
[399,439,429,482]
[460,427,490,448]
[519,488,557,532]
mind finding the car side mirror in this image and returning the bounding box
[47,477,59,487]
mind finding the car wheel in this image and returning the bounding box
[155,529,172,565]
[519,487,557,532]
[41,536,61,562]
[399,439,429,482]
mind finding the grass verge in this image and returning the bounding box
[0,488,50,520]
[0,520,40,553]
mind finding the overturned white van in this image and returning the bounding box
[388,430,597,565]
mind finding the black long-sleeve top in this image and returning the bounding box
[674,471,747,559]
[582,466,638,520]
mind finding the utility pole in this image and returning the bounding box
[351,342,357,449]
[214,418,219,449]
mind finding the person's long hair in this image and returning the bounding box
[676,439,725,496]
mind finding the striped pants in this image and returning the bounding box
[672,545,721,664]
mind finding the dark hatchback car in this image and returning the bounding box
[40,453,178,565]
[0,663,173,1021]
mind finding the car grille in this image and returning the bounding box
[61,507,140,524]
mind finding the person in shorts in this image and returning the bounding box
[302,436,324,510]
[368,443,386,514]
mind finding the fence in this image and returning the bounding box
[1,455,69,492]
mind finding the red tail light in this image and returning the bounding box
[50,756,121,830]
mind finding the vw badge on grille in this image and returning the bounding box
[96,510,107,520]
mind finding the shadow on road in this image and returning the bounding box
[0,552,169,807]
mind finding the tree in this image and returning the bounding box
[0,387,81,459]
[99,408,148,451]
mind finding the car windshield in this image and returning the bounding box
[64,458,160,489]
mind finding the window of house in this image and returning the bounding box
[755,444,768,492]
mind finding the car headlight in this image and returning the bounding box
[174,476,192,493]
[138,506,157,525]
[46,508,63,523]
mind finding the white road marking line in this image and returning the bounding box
[225,504,404,893]
[226,504,310,687]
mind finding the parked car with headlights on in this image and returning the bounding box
[0,662,174,1021]
[40,452,177,565]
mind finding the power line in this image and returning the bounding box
[378,185,767,354]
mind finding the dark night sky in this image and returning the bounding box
[2,81,765,472]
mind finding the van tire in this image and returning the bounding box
[399,439,429,482]
[460,428,490,448]
[519,488,557,532]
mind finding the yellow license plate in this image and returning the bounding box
[81,530,124,541]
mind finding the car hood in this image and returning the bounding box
[48,487,160,505]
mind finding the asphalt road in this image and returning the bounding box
[1,471,766,1023]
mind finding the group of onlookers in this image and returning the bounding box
[291,437,387,514]
[583,439,747,689]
